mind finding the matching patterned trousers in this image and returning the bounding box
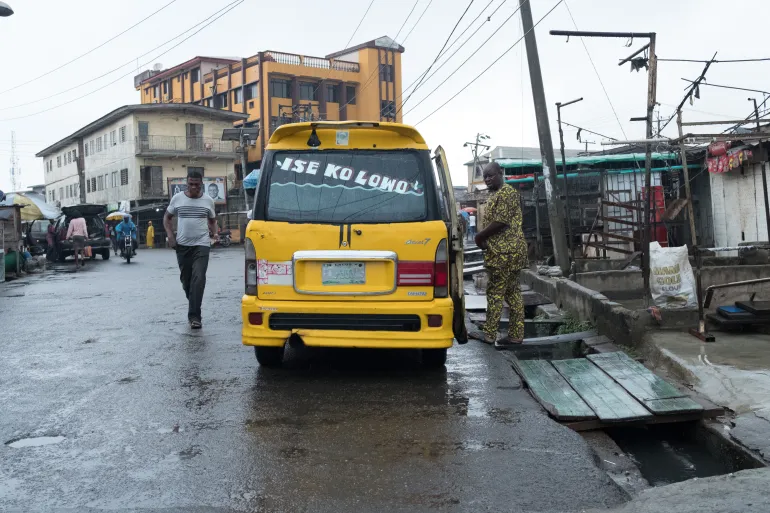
[483,257,524,341]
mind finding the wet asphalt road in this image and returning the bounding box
[0,249,627,513]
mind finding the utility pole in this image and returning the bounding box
[556,97,583,259]
[464,133,490,192]
[9,131,19,192]
[519,0,570,274]
[583,140,595,153]
[750,97,770,242]
[549,29,657,303]
[676,110,697,246]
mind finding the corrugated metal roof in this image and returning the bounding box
[498,152,679,169]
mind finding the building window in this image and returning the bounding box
[346,85,356,105]
[90,177,96,191]
[214,92,228,109]
[153,85,159,98]
[270,78,291,99]
[379,64,394,82]
[57,156,61,168]
[191,68,200,83]
[97,175,103,191]
[85,144,89,157]
[104,134,108,149]
[120,169,129,186]
[59,187,63,200]
[299,82,317,101]
[234,88,243,104]
[96,137,102,152]
[110,130,116,146]
[89,140,94,155]
[163,81,169,95]
[245,83,258,101]
[112,171,118,188]
[86,179,91,193]
[326,84,339,103]
[119,126,127,143]
[381,100,396,120]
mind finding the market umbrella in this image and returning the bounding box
[106,211,132,221]
[461,207,477,213]
[0,192,61,221]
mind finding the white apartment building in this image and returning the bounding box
[37,104,247,211]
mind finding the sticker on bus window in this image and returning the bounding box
[336,131,349,146]
[273,157,424,196]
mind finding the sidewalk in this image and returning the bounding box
[645,330,770,461]
[592,468,770,513]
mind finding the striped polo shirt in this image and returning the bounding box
[167,191,216,247]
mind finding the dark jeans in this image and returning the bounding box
[175,245,210,322]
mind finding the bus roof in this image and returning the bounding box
[267,121,429,151]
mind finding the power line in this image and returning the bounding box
[343,0,376,50]
[658,53,717,134]
[412,0,564,126]
[402,1,524,117]
[0,1,245,122]
[0,1,241,113]
[679,78,770,96]
[562,0,626,139]
[558,120,618,141]
[337,0,422,115]
[0,0,178,95]
[659,56,770,63]
[399,0,475,111]
[402,0,435,45]
[395,0,504,108]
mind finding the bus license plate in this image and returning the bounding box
[322,262,366,285]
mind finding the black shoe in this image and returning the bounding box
[190,319,202,329]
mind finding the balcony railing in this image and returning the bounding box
[262,51,359,72]
[135,136,238,156]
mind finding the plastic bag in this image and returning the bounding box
[649,242,696,309]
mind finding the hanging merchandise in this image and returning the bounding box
[706,145,753,174]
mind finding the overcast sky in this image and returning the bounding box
[2,0,770,193]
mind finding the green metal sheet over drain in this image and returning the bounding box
[588,352,703,415]
[553,359,652,422]
[514,359,596,421]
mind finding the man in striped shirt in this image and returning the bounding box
[164,170,217,329]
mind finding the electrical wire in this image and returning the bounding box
[336,0,423,115]
[0,1,245,122]
[0,0,242,112]
[659,57,770,63]
[399,0,475,111]
[562,0,626,139]
[395,0,504,109]
[0,0,178,95]
[557,121,618,141]
[344,0,376,50]
[402,0,435,45]
[402,1,524,117]
[412,0,564,126]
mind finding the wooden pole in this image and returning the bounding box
[676,110,698,246]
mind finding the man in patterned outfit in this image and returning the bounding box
[471,162,528,349]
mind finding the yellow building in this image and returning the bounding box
[134,36,404,168]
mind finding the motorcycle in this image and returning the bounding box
[121,234,135,263]
[211,229,232,248]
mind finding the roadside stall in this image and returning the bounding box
[0,205,24,280]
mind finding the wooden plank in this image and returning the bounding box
[552,359,652,422]
[588,352,703,415]
[583,242,636,255]
[513,359,596,421]
[598,215,639,227]
[587,352,682,401]
[597,231,640,243]
[602,200,643,211]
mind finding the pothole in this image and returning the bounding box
[5,435,66,448]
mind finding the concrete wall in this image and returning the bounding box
[44,141,80,207]
[574,264,770,309]
[84,113,136,208]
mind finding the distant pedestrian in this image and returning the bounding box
[66,210,88,271]
[164,170,217,329]
[470,162,528,349]
[46,219,56,261]
[468,213,477,240]
[146,221,155,249]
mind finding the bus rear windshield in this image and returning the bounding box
[266,151,428,223]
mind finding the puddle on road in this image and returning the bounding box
[5,435,66,448]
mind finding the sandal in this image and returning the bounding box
[468,327,495,345]
[494,336,524,350]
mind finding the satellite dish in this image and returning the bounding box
[153,63,163,71]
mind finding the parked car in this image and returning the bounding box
[24,219,54,254]
[55,204,111,261]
